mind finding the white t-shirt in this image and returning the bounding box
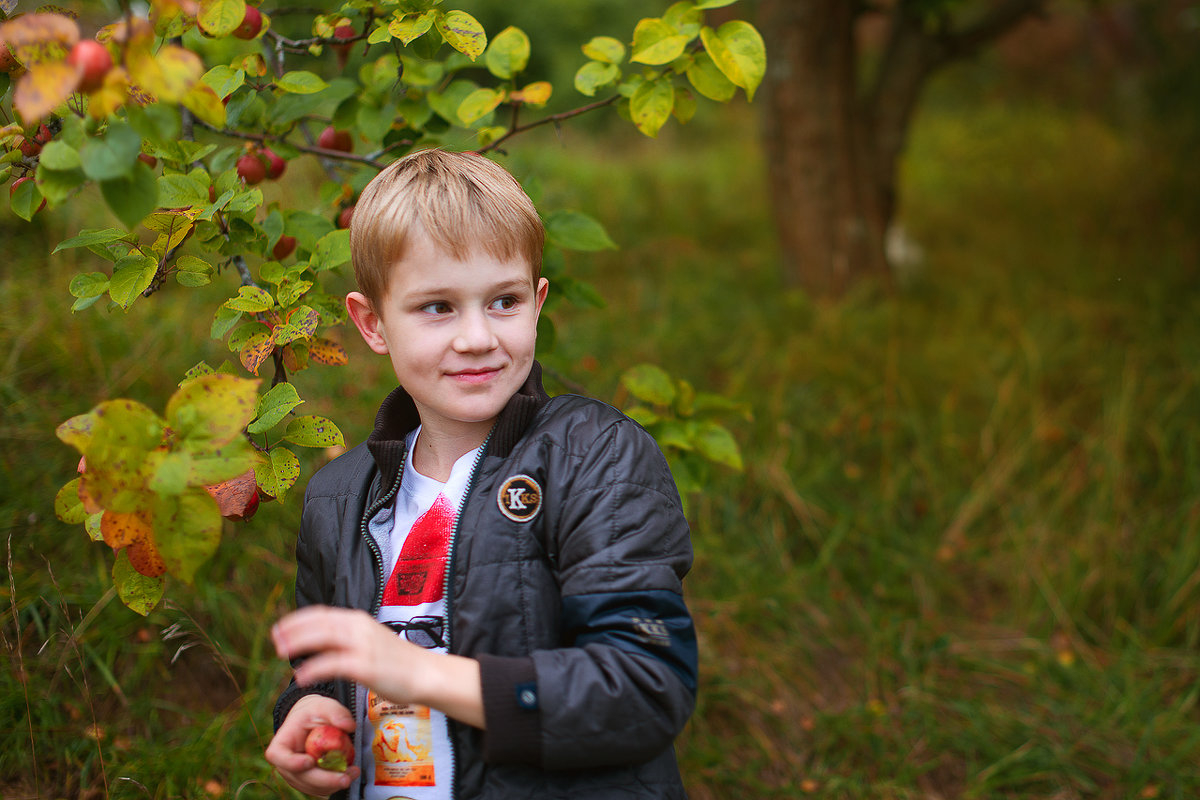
[354,428,480,800]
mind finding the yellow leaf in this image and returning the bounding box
[153,44,204,102]
[101,509,153,549]
[513,81,551,107]
[13,61,78,122]
[308,337,348,366]
[88,66,131,119]
[239,331,274,375]
[182,83,226,127]
[0,12,79,66]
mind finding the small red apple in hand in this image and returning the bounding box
[305,724,353,772]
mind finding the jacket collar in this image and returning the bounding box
[366,361,551,490]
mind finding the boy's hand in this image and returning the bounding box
[265,694,360,796]
[272,605,485,728]
[272,606,431,702]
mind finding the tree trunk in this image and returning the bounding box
[759,0,890,295]
[757,0,1047,296]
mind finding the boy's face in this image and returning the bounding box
[348,231,548,444]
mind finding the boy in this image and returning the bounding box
[266,149,698,799]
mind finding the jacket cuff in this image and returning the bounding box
[273,679,338,732]
[478,653,541,765]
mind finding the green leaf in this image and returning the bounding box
[36,165,86,207]
[201,64,245,99]
[664,2,703,39]
[211,305,244,341]
[283,415,344,448]
[198,0,246,38]
[39,140,81,171]
[224,285,274,313]
[631,77,675,137]
[693,420,744,470]
[485,26,530,80]
[694,0,738,8]
[113,550,165,616]
[56,412,96,452]
[398,56,443,89]
[181,440,255,485]
[9,178,43,221]
[428,80,482,127]
[101,163,160,230]
[544,210,617,251]
[157,172,210,207]
[254,446,301,500]
[701,21,766,100]
[458,87,504,125]
[248,381,304,434]
[631,17,690,66]
[54,228,131,253]
[152,488,222,584]
[622,364,677,406]
[391,10,436,45]
[147,450,192,495]
[55,478,88,524]
[574,61,620,97]
[167,372,260,447]
[687,51,736,102]
[437,10,487,60]
[81,122,143,182]
[69,272,110,299]
[108,254,158,311]
[311,228,351,271]
[85,512,104,542]
[276,70,328,94]
[175,255,213,287]
[582,36,626,65]
[78,398,166,513]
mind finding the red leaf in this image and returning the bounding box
[204,469,258,520]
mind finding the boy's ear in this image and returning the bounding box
[346,291,390,355]
[534,277,549,318]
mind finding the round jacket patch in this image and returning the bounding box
[497,474,542,523]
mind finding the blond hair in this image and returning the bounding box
[350,149,544,307]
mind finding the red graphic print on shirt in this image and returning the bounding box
[382,493,454,607]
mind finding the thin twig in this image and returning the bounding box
[476,95,621,155]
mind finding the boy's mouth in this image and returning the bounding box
[447,366,501,384]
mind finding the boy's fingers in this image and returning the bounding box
[272,606,370,658]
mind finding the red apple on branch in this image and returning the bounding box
[233,5,264,40]
[67,40,113,93]
[236,152,266,185]
[272,234,296,260]
[263,148,286,180]
[317,126,353,154]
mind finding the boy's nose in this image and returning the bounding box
[452,311,499,353]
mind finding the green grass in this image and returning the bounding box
[3,86,1199,798]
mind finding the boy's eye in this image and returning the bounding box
[490,295,518,311]
[420,301,452,315]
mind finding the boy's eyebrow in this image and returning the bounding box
[403,278,532,300]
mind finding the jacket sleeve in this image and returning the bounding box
[272,486,341,731]
[479,415,698,769]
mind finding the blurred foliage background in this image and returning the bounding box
[3,0,1199,798]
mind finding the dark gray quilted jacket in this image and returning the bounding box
[273,363,697,799]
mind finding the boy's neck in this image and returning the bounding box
[410,424,489,482]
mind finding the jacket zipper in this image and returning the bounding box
[352,461,405,798]
[443,429,493,800]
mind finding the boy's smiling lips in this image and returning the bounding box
[446,365,503,384]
